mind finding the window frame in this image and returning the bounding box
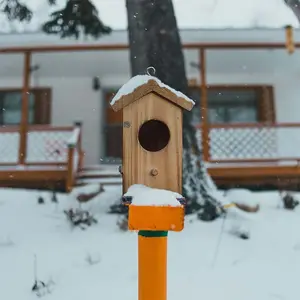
[189,84,275,124]
[0,87,52,125]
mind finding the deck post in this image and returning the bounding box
[199,48,210,161]
[74,121,84,170]
[66,146,75,192]
[18,51,31,165]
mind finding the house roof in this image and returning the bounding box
[0,0,298,34]
[110,75,195,112]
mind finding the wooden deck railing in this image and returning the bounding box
[0,122,84,191]
[196,122,300,164]
[0,123,81,165]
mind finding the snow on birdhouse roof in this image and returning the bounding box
[125,184,183,207]
[110,75,195,112]
[0,0,297,34]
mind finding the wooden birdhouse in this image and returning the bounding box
[110,75,194,231]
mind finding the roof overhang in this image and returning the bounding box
[0,29,299,79]
[1,28,300,51]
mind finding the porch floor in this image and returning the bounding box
[74,162,300,190]
[0,165,67,170]
[0,166,68,192]
[0,161,299,191]
[207,161,300,190]
[0,163,122,191]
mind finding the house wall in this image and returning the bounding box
[103,72,300,123]
[0,77,103,165]
[204,73,300,123]
[0,71,299,165]
[97,72,300,163]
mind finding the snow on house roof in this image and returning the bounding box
[0,0,298,34]
[124,184,183,206]
[110,75,195,112]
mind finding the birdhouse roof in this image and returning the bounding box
[110,75,195,112]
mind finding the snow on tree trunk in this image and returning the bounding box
[125,0,221,216]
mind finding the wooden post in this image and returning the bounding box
[74,121,83,170]
[285,25,295,54]
[199,48,210,161]
[110,76,194,300]
[66,146,75,192]
[18,51,31,165]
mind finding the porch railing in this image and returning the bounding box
[0,122,83,190]
[197,123,300,164]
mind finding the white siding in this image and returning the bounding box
[205,73,300,123]
[0,77,103,165]
[0,70,299,165]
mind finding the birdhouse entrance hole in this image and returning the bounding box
[138,119,170,152]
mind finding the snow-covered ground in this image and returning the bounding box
[1,185,300,300]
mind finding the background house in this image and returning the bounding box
[0,0,300,190]
[1,30,300,165]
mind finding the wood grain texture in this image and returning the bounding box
[19,51,31,164]
[123,92,182,194]
[285,25,295,54]
[105,91,123,124]
[66,147,74,192]
[111,79,194,112]
[199,48,210,161]
[0,42,300,54]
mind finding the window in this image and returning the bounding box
[0,88,51,125]
[189,85,275,125]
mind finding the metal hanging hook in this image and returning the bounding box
[146,66,156,76]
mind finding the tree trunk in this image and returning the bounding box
[125,0,221,215]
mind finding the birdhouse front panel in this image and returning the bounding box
[123,92,183,194]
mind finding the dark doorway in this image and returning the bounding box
[104,90,122,162]
[138,119,170,152]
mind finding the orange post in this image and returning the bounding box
[138,231,168,300]
[128,205,184,231]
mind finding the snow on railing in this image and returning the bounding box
[67,124,82,172]
[67,127,81,148]
[66,123,83,191]
[73,148,80,172]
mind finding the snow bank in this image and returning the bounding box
[209,189,257,221]
[226,189,260,207]
[110,75,195,106]
[1,187,300,300]
[124,184,182,207]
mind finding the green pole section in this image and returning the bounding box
[138,230,168,237]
